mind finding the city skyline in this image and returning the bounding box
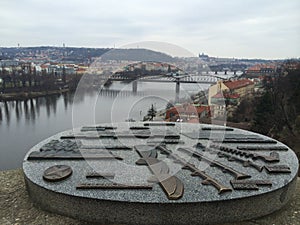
[0,0,299,59]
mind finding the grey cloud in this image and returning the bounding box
[0,0,299,58]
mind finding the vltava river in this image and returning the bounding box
[0,81,209,170]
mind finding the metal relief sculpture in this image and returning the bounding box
[43,165,73,182]
[156,145,232,194]
[31,123,294,201]
[135,145,184,200]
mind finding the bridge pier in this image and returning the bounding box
[175,79,180,103]
[132,80,138,93]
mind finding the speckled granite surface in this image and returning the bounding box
[22,122,299,224]
[0,169,299,225]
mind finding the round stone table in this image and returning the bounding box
[23,122,299,225]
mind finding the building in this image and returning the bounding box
[208,79,254,119]
[211,92,240,105]
[209,79,254,104]
[223,79,254,97]
[208,81,229,105]
[245,64,276,77]
[165,103,211,123]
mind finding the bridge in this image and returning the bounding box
[105,74,222,92]
[99,61,241,102]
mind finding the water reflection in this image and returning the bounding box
[24,100,30,122]
[35,98,40,116]
[0,104,2,122]
[0,92,78,126]
[4,102,10,126]
[15,100,21,122]
[0,83,203,126]
[0,82,204,170]
[63,93,69,111]
[30,99,36,122]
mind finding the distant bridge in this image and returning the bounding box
[108,74,220,84]
[103,74,223,103]
[106,74,226,87]
[99,61,243,102]
[99,89,146,97]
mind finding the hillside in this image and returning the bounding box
[0,47,174,63]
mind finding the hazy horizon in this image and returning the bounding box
[0,45,298,61]
[1,0,299,59]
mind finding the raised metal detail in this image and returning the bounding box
[209,144,280,163]
[135,145,158,164]
[39,140,131,152]
[62,132,180,140]
[182,132,262,140]
[230,180,272,190]
[86,172,115,179]
[147,140,185,145]
[178,147,251,180]
[28,149,123,160]
[202,127,234,131]
[60,135,117,139]
[265,165,291,173]
[135,145,184,200]
[130,126,150,130]
[237,146,288,151]
[195,143,263,172]
[144,123,175,126]
[40,139,82,152]
[120,133,180,139]
[76,183,153,189]
[213,139,277,144]
[28,153,123,160]
[81,145,132,150]
[43,165,73,182]
[156,145,232,194]
[81,126,116,132]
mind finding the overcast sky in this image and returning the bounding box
[0,0,299,59]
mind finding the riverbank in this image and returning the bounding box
[0,169,299,225]
[0,89,69,101]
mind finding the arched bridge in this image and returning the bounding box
[107,74,221,84]
[101,61,230,102]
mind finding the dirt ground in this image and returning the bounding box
[0,169,299,225]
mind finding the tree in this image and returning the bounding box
[166,101,174,110]
[251,67,300,143]
[147,104,157,121]
[252,91,276,135]
[62,66,66,84]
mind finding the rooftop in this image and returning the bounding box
[212,92,240,99]
[223,79,254,90]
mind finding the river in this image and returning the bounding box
[0,81,210,170]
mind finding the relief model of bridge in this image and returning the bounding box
[23,122,299,225]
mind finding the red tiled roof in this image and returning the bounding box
[212,92,239,99]
[247,64,276,71]
[212,93,224,98]
[223,79,254,90]
[247,65,261,71]
[166,104,210,119]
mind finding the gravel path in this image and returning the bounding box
[0,169,299,225]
